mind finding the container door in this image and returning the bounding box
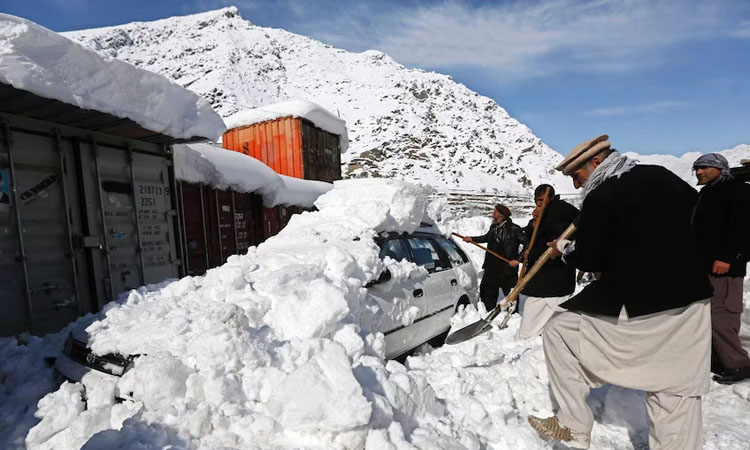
[77,141,178,306]
[216,190,237,261]
[130,151,179,287]
[0,128,91,335]
[180,182,210,276]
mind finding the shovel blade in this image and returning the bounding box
[445,318,493,345]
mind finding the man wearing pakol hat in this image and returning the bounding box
[463,203,527,310]
[527,135,713,450]
[692,153,750,384]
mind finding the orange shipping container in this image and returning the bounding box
[223,117,342,182]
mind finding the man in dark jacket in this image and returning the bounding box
[692,153,750,384]
[528,135,713,450]
[463,203,526,310]
[517,184,579,339]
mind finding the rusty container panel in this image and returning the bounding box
[263,206,280,240]
[222,117,306,179]
[232,191,264,253]
[179,183,211,276]
[180,183,268,277]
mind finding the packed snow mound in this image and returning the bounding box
[315,179,428,233]
[23,179,461,449]
[225,99,349,153]
[174,143,332,207]
[3,205,750,449]
[0,14,225,141]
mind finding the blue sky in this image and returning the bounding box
[2,0,749,156]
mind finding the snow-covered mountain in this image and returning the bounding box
[63,7,569,194]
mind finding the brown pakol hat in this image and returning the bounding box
[555,134,611,175]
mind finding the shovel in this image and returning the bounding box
[445,222,577,345]
[451,232,514,265]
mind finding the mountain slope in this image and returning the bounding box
[63,7,569,194]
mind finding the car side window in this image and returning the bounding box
[406,237,449,272]
[437,237,469,266]
[379,238,409,262]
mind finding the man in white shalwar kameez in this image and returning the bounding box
[527,135,713,450]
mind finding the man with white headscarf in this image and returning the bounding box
[692,153,750,384]
[527,135,713,450]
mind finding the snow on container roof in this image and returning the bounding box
[224,99,349,153]
[174,143,332,208]
[0,14,226,142]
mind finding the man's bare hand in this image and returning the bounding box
[712,260,730,275]
[509,260,520,268]
[547,240,562,259]
[462,236,472,243]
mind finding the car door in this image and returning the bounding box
[368,237,428,358]
[402,235,460,343]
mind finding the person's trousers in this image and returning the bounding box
[543,312,704,450]
[516,295,570,339]
[709,276,750,371]
[478,275,514,311]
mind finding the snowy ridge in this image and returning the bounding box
[0,14,225,141]
[63,7,569,194]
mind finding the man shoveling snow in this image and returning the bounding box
[528,135,713,449]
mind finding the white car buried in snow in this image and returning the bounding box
[371,228,478,359]
[55,226,478,395]
[54,177,479,408]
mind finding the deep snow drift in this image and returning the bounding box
[0,14,225,142]
[1,182,749,450]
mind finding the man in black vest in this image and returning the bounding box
[517,184,579,339]
[528,135,713,450]
[692,153,750,384]
[463,203,526,310]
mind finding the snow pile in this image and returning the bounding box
[20,179,467,449]
[0,14,225,141]
[174,143,332,208]
[3,182,749,449]
[225,99,349,153]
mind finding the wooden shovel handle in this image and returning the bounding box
[452,232,513,265]
[519,187,552,279]
[486,222,577,321]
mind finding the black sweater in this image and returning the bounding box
[522,197,579,297]
[692,178,750,278]
[561,165,713,317]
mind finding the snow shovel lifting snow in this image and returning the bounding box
[445,222,577,345]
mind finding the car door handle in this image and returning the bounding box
[450,279,458,286]
[413,289,424,298]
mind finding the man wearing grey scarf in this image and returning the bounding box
[528,135,712,450]
[691,153,750,385]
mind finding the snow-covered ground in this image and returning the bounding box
[1,182,749,450]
